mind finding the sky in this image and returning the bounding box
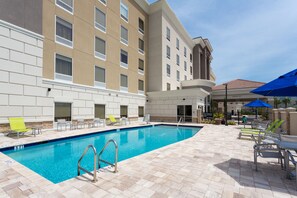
[147,0,297,84]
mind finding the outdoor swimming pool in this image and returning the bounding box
[1,125,201,183]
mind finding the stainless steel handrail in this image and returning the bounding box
[77,145,97,182]
[98,139,118,173]
[177,117,184,126]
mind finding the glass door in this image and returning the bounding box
[177,105,192,122]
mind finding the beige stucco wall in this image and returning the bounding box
[42,0,148,94]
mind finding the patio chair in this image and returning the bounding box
[143,114,150,124]
[8,117,31,138]
[252,134,283,171]
[89,118,105,128]
[108,115,121,126]
[286,150,297,188]
[57,119,69,131]
[77,119,86,129]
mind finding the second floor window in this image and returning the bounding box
[95,37,106,60]
[120,49,128,68]
[166,64,170,77]
[56,17,73,47]
[166,27,170,41]
[138,59,144,74]
[56,0,73,13]
[139,39,144,54]
[177,70,180,82]
[176,54,180,66]
[55,54,72,82]
[95,8,106,32]
[95,66,106,88]
[121,26,128,45]
[139,18,144,34]
[138,80,144,92]
[184,61,187,71]
[120,0,129,22]
[120,74,128,92]
[166,46,170,59]
[167,83,171,91]
[190,66,193,75]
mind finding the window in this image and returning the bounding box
[56,0,73,13]
[95,8,106,32]
[184,61,187,71]
[120,74,128,92]
[120,26,128,45]
[138,106,144,117]
[55,54,72,81]
[56,17,73,47]
[139,39,144,54]
[177,70,180,82]
[190,53,193,63]
[190,66,193,75]
[95,66,106,88]
[99,0,107,5]
[185,75,187,80]
[138,59,144,74]
[120,49,128,68]
[166,27,170,41]
[95,37,106,60]
[55,102,71,122]
[139,18,144,34]
[176,54,180,66]
[166,64,171,77]
[120,105,128,118]
[95,104,105,119]
[167,83,171,91]
[138,79,144,94]
[176,38,179,50]
[184,47,187,57]
[166,46,170,59]
[120,0,128,22]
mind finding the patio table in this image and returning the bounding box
[277,141,297,178]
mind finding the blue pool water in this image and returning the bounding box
[1,125,200,183]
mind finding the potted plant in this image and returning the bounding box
[213,113,224,125]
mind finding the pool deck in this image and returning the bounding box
[0,123,296,198]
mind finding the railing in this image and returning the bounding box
[177,117,184,127]
[77,145,98,182]
[98,139,118,173]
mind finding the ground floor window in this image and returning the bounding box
[120,105,128,118]
[138,106,144,117]
[55,102,71,121]
[95,104,105,119]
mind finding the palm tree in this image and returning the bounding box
[274,97,281,108]
[282,97,291,108]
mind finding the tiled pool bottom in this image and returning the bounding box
[1,125,201,183]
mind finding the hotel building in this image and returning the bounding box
[0,0,215,130]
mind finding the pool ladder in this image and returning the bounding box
[77,139,118,182]
[177,117,184,127]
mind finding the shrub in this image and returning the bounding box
[227,121,236,125]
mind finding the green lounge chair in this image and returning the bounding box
[108,115,121,126]
[239,119,284,139]
[8,117,31,138]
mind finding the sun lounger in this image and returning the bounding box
[108,115,121,126]
[8,117,31,138]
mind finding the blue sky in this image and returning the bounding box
[147,0,297,84]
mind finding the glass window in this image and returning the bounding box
[55,102,71,122]
[95,104,105,119]
[167,83,171,91]
[190,53,193,63]
[139,18,144,34]
[138,106,144,117]
[55,54,72,81]
[166,46,170,59]
[138,80,144,91]
[184,61,187,71]
[184,47,187,57]
[56,17,73,47]
[95,8,106,32]
[120,1,128,22]
[121,26,128,45]
[185,75,187,80]
[139,39,144,54]
[166,64,170,77]
[120,105,128,118]
[176,38,179,50]
[120,74,128,87]
[95,66,105,83]
[95,37,106,60]
[166,27,170,41]
[56,0,73,13]
[177,70,180,82]
[99,0,107,5]
[190,66,193,75]
[176,54,180,66]
[120,49,128,68]
[138,59,144,73]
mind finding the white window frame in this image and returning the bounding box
[166,46,170,59]
[56,0,74,14]
[177,70,180,82]
[99,0,107,6]
[54,53,73,83]
[120,49,128,68]
[166,27,170,41]
[94,66,106,89]
[94,7,106,33]
[138,18,144,34]
[55,16,73,48]
[138,59,144,75]
[138,79,144,95]
[120,25,128,45]
[120,0,129,22]
[166,64,171,77]
[138,38,144,54]
[120,74,128,92]
[94,37,106,60]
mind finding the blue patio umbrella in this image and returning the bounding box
[244,99,272,119]
[251,68,297,96]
